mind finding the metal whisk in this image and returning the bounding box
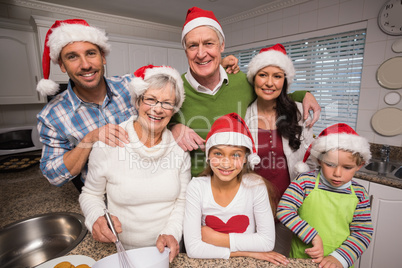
[104,209,136,268]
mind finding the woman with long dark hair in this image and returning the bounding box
[244,43,316,256]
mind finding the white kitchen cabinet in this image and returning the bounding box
[106,41,130,76]
[0,26,45,104]
[168,48,188,74]
[149,46,168,67]
[352,178,370,268]
[358,182,402,268]
[129,44,168,72]
[106,36,186,78]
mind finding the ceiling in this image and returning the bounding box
[37,0,276,27]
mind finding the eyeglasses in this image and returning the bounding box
[141,96,176,111]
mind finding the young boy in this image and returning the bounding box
[277,123,373,268]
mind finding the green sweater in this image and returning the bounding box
[172,71,306,176]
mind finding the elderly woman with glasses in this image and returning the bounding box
[79,65,191,262]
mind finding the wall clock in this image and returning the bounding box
[378,0,402,35]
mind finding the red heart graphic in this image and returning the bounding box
[205,215,249,234]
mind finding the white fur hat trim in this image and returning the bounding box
[309,133,371,163]
[48,23,111,63]
[129,66,185,110]
[247,50,295,85]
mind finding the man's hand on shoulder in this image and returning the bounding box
[302,92,321,128]
[170,123,205,151]
[221,55,240,74]
[82,123,129,147]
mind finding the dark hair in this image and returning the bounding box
[200,147,277,216]
[275,78,302,151]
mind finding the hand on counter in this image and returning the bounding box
[305,235,324,264]
[319,255,343,268]
[237,251,290,266]
[91,214,122,243]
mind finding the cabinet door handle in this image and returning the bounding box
[369,195,373,208]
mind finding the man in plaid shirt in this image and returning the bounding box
[36,19,136,190]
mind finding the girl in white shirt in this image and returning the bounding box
[183,112,289,265]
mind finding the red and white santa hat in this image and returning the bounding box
[129,64,185,110]
[295,123,372,174]
[206,113,261,170]
[181,6,225,48]
[36,19,111,97]
[247,43,295,85]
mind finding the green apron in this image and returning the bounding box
[290,172,358,266]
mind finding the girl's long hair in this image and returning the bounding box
[200,149,277,217]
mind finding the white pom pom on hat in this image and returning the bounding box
[205,113,261,170]
[36,19,111,97]
[247,43,295,85]
[295,123,372,174]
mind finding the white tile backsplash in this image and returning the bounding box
[358,87,380,110]
[339,0,365,24]
[254,23,268,42]
[365,18,388,43]
[360,65,378,89]
[267,19,283,39]
[299,10,318,33]
[319,0,339,9]
[283,14,299,36]
[356,109,376,132]
[300,0,318,13]
[317,5,339,29]
[267,10,283,22]
[374,133,402,147]
[283,5,300,18]
[363,41,387,66]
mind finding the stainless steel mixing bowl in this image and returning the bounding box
[0,212,87,268]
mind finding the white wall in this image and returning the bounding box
[222,0,401,146]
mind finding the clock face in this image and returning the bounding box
[378,0,402,35]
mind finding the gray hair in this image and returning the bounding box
[134,73,184,113]
[183,25,224,48]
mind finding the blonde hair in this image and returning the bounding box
[318,149,365,166]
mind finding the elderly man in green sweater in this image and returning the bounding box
[171,7,321,176]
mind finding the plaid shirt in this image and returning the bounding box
[37,74,136,186]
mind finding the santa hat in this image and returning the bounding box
[129,65,185,110]
[247,43,295,85]
[206,113,261,170]
[36,19,111,97]
[295,123,372,174]
[181,6,225,48]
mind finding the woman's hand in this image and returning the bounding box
[91,214,122,243]
[156,234,179,263]
[319,255,343,268]
[305,234,324,264]
[246,251,290,265]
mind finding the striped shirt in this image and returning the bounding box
[277,170,373,267]
[37,75,136,186]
